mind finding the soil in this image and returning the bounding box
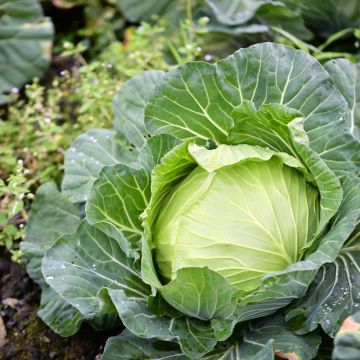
[0,248,111,360]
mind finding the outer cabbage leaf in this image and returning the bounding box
[20,183,84,335]
[0,0,53,103]
[21,183,81,285]
[139,134,181,174]
[325,59,360,141]
[200,20,267,38]
[42,220,150,317]
[102,312,320,360]
[38,287,83,337]
[62,129,137,203]
[244,314,321,360]
[102,331,274,360]
[108,289,218,358]
[86,134,181,248]
[85,164,150,248]
[286,178,360,337]
[113,70,166,149]
[146,42,359,178]
[102,330,187,360]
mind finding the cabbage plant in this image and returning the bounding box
[22,43,360,359]
[204,0,360,39]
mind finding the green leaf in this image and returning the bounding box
[62,129,137,203]
[202,313,319,359]
[206,0,265,25]
[206,0,312,40]
[255,2,313,40]
[112,292,219,358]
[228,100,304,157]
[170,317,217,359]
[246,313,321,360]
[287,247,360,337]
[102,330,187,360]
[287,120,343,233]
[108,289,218,359]
[307,177,360,264]
[86,163,150,248]
[113,70,166,149]
[102,312,320,359]
[21,183,81,285]
[230,101,343,233]
[116,0,172,22]
[145,43,359,178]
[108,289,177,341]
[139,134,181,174]
[325,59,360,141]
[333,312,360,360]
[286,178,360,337]
[20,183,85,336]
[38,286,84,337]
[280,0,360,38]
[141,141,196,230]
[85,134,180,249]
[204,340,274,360]
[0,0,53,99]
[42,220,150,317]
[160,268,237,320]
[146,61,234,144]
[199,11,268,37]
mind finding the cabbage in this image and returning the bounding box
[22,43,360,359]
[154,145,319,291]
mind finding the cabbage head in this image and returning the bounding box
[22,43,360,359]
[154,145,319,291]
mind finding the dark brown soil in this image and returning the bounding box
[0,248,109,360]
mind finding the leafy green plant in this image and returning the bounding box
[272,27,359,62]
[194,0,360,60]
[201,0,312,40]
[21,42,360,358]
[0,76,96,183]
[281,0,360,39]
[0,0,54,103]
[204,0,360,39]
[0,164,34,261]
[114,0,360,64]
